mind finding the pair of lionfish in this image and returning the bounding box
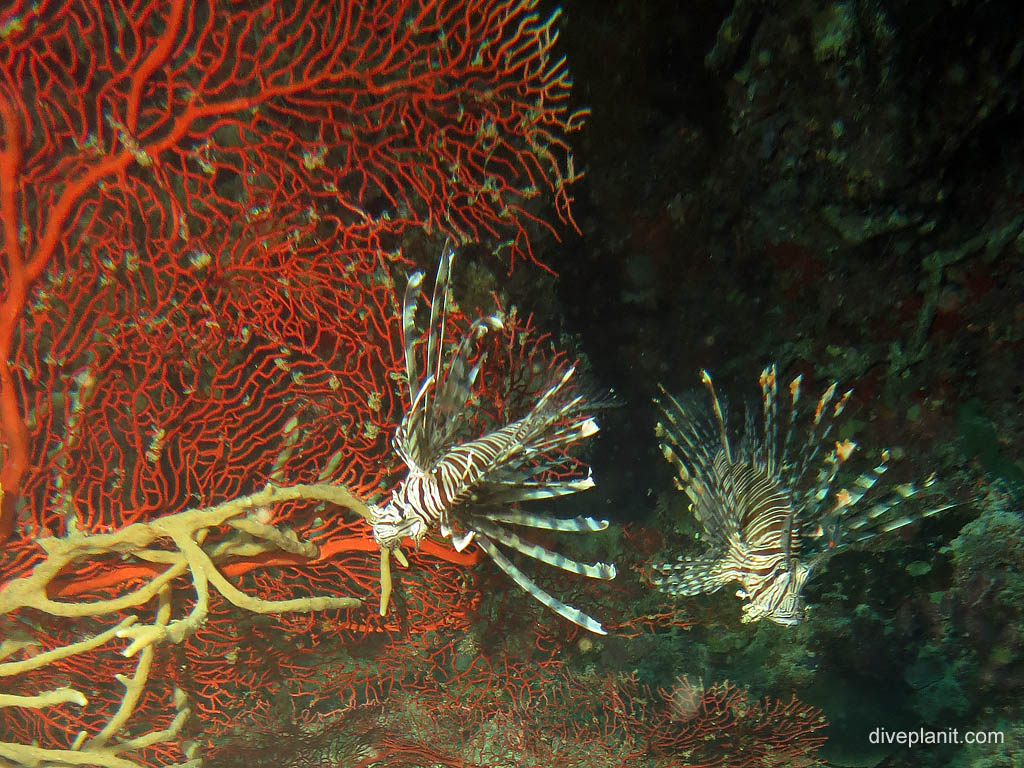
[370,248,616,634]
[651,366,953,625]
[369,250,950,634]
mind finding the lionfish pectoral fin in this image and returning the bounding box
[473,520,616,579]
[474,532,609,635]
[843,500,959,544]
[478,509,609,531]
[489,480,595,503]
[451,529,476,552]
[814,472,958,550]
[472,470,596,506]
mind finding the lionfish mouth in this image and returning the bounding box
[737,558,812,626]
[740,594,806,626]
[765,605,805,626]
[369,503,420,551]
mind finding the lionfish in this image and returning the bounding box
[370,248,616,634]
[651,365,952,626]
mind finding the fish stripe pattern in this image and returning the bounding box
[371,246,615,634]
[651,364,953,626]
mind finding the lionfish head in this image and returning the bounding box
[370,498,428,551]
[739,560,813,626]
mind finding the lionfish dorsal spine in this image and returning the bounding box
[779,373,803,473]
[429,313,503,447]
[759,364,778,474]
[402,270,427,407]
[791,382,851,493]
[700,369,731,462]
[425,245,454,388]
[654,384,716,487]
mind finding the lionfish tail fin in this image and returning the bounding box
[650,553,730,597]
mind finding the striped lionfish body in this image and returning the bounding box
[651,365,951,626]
[371,248,616,634]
